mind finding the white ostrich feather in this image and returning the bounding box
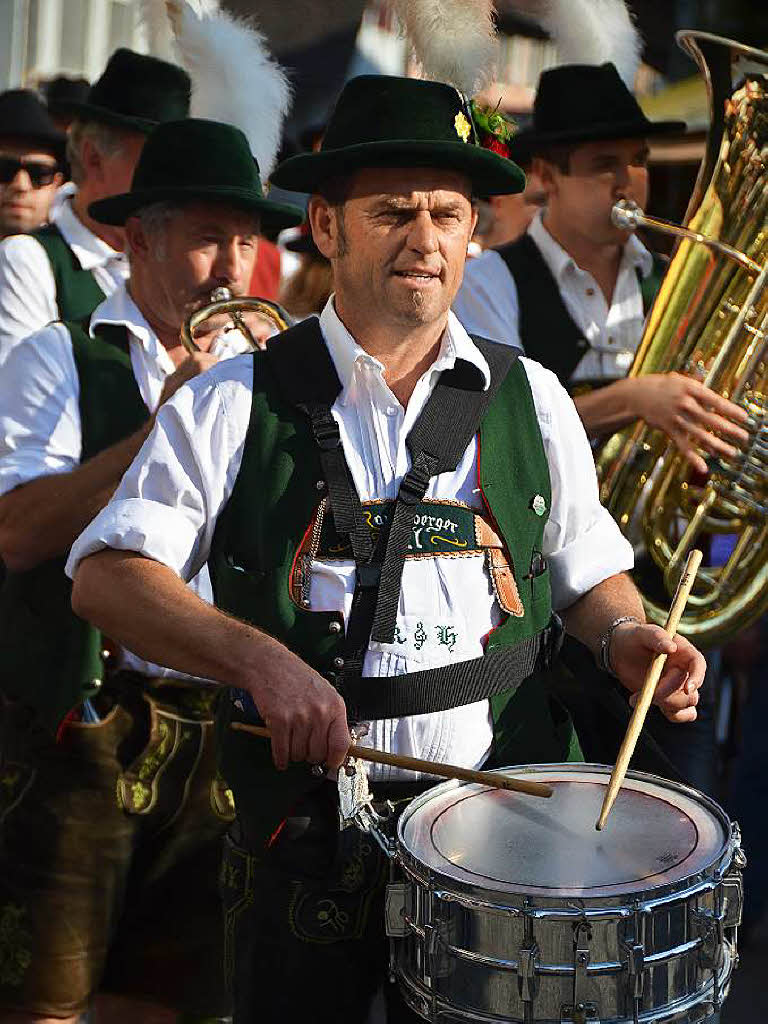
[164,0,291,178]
[539,0,642,86]
[392,0,498,96]
[138,0,175,61]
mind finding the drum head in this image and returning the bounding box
[399,766,729,897]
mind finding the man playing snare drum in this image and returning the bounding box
[68,76,708,1022]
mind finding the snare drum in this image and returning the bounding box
[391,764,744,1023]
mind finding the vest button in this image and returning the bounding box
[315,479,326,491]
[328,621,342,634]
[333,656,345,669]
[301,597,312,608]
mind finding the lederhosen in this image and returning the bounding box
[211,318,581,1022]
[495,234,716,793]
[0,319,230,1016]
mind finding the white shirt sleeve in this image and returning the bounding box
[65,355,254,584]
[452,250,522,349]
[0,324,82,497]
[0,235,58,365]
[521,356,634,609]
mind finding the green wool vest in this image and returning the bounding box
[34,223,106,322]
[213,339,581,844]
[0,321,148,733]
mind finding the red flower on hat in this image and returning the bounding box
[470,100,517,162]
[482,136,511,158]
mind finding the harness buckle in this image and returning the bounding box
[309,407,341,451]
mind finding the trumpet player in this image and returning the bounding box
[0,117,301,1023]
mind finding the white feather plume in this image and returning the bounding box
[164,0,291,178]
[138,0,175,62]
[391,0,498,96]
[539,0,642,86]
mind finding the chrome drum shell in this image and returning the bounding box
[392,765,744,1023]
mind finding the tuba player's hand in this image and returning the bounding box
[630,372,750,474]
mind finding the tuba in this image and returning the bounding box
[180,286,291,353]
[596,31,768,646]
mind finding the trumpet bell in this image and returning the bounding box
[180,286,291,353]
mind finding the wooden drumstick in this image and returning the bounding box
[231,722,553,798]
[596,548,703,831]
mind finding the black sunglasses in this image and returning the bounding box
[0,156,59,188]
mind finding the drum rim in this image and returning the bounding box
[396,763,735,906]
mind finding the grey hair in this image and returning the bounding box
[126,201,181,262]
[66,119,129,186]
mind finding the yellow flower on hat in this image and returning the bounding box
[454,111,471,143]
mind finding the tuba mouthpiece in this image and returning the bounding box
[611,199,644,231]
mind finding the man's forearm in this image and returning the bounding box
[0,423,153,571]
[559,571,645,659]
[71,549,273,688]
[573,377,640,438]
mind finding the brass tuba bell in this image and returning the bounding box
[597,31,768,646]
[180,286,291,353]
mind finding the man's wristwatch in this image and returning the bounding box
[598,615,641,675]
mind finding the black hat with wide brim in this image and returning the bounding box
[0,89,66,158]
[271,76,526,197]
[89,119,304,232]
[48,48,190,134]
[509,62,685,164]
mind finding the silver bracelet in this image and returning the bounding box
[598,615,641,675]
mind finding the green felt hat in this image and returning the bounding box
[271,75,525,196]
[89,119,304,231]
[49,48,191,134]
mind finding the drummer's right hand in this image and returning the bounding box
[245,641,351,772]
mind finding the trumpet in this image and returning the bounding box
[180,286,291,353]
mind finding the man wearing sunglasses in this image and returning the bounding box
[0,91,64,240]
[0,50,190,364]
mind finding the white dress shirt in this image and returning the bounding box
[0,183,129,364]
[0,284,252,679]
[453,210,654,382]
[67,299,633,779]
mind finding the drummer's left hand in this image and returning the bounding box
[609,621,706,723]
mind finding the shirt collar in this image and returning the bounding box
[528,208,654,280]
[51,184,125,271]
[318,296,491,406]
[90,285,160,356]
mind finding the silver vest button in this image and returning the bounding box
[333,656,345,669]
[328,621,342,634]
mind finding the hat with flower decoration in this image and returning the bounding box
[271,75,525,197]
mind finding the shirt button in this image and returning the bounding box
[328,621,342,634]
[585,287,595,297]
[385,405,398,417]
[333,656,345,669]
